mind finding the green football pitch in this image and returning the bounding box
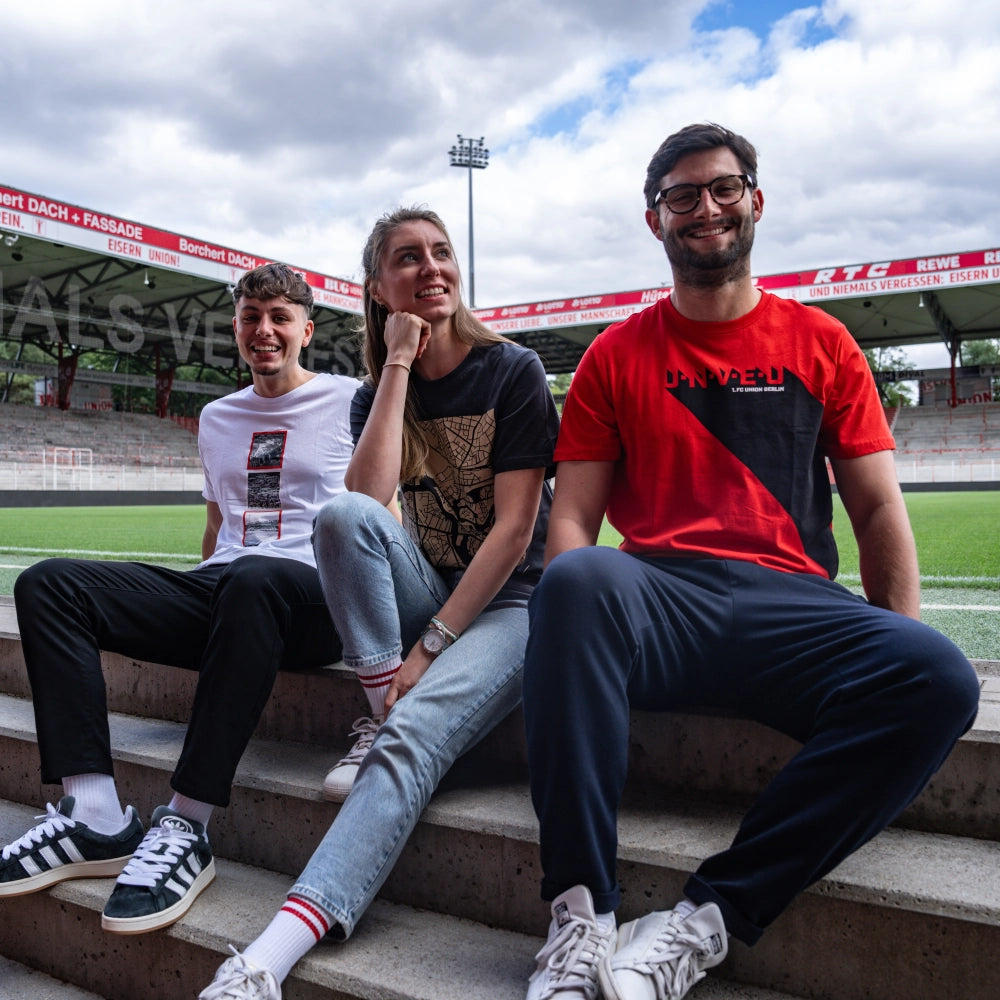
[0,492,996,659]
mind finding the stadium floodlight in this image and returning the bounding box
[448,135,489,308]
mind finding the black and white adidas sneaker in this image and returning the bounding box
[101,805,216,934]
[0,796,144,897]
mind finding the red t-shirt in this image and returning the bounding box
[556,292,894,579]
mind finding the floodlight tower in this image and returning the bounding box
[448,135,489,307]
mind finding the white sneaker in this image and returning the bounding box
[526,885,616,1000]
[199,946,281,999]
[599,902,727,1000]
[322,716,382,802]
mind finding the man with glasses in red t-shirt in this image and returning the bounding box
[523,122,979,1000]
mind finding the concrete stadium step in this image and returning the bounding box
[0,802,807,1000]
[3,595,998,735]
[0,957,107,1000]
[3,596,999,999]
[1,628,997,842]
[0,705,997,1000]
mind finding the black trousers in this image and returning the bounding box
[14,555,342,806]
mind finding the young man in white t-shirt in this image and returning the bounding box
[1,263,359,935]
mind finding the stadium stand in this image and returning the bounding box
[0,404,200,465]
[0,602,996,999]
[7,399,999,493]
[893,401,1000,483]
[893,400,1000,453]
[0,404,202,492]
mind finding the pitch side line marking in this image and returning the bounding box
[0,547,199,561]
[923,604,999,612]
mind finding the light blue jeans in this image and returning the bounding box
[297,491,528,937]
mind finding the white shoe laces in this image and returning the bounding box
[622,914,709,999]
[532,914,609,999]
[116,822,198,887]
[198,946,280,1000]
[332,716,381,769]
[2,803,75,860]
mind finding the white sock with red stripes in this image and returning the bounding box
[356,655,401,717]
[242,895,334,983]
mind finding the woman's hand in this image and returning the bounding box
[383,641,436,712]
[383,311,431,368]
[345,310,429,501]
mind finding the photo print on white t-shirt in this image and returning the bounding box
[244,430,287,545]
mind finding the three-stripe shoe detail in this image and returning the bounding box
[20,834,85,875]
[0,797,144,897]
[101,805,215,934]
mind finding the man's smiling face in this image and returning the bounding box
[233,296,314,383]
[645,146,763,288]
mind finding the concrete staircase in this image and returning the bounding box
[0,595,997,1000]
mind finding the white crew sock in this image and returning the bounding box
[61,773,125,835]
[167,792,214,829]
[355,655,401,717]
[596,910,616,932]
[243,895,334,983]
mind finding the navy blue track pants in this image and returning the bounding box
[522,548,980,945]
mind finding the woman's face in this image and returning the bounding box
[370,220,461,324]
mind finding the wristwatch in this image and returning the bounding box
[420,616,459,656]
[420,623,449,655]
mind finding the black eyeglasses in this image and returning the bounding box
[654,174,753,214]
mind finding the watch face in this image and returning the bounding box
[422,627,446,654]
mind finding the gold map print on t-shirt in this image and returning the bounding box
[403,409,497,570]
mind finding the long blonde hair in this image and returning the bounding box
[360,206,512,481]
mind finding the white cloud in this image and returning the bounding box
[0,0,997,371]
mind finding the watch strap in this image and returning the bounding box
[429,615,459,647]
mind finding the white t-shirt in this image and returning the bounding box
[198,372,360,568]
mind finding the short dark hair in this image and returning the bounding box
[232,262,313,315]
[643,123,759,210]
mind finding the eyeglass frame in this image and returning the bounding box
[653,174,754,215]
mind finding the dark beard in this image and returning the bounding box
[664,213,755,288]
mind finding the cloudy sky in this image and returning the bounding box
[2,0,998,367]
